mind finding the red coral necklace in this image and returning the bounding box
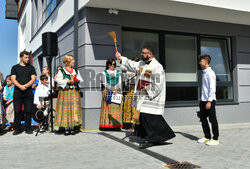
[64,66,73,74]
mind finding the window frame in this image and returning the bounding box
[122,27,235,107]
[199,35,234,103]
[43,0,57,20]
[164,33,199,103]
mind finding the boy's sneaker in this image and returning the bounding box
[197,137,210,143]
[206,139,219,146]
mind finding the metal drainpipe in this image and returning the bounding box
[74,0,79,68]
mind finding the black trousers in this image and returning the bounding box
[136,113,176,143]
[200,101,219,140]
[13,90,34,130]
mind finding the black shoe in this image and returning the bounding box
[25,129,33,134]
[139,141,154,149]
[70,130,76,135]
[64,130,70,136]
[113,128,121,131]
[0,128,7,136]
[13,129,22,135]
[55,129,65,135]
[99,128,110,131]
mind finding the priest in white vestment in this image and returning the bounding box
[116,45,176,149]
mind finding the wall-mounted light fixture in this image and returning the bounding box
[108,9,119,15]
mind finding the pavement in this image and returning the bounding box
[0,123,250,169]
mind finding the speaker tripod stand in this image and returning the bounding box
[35,115,49,136]
[122,131,136,140]
[41,31,58,133]
[35,108,56,136]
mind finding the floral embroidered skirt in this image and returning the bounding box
[131,108,140,125]
[99,89,123,128]
[5,102,14,123]
[55,89,82,128]
[123,85,134,123]
[123,85,140,125]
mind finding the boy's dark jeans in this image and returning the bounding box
[199,100,219,140]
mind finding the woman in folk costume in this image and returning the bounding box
[55,54,83,135]
[99,58,123,131]
[122,57,139,129]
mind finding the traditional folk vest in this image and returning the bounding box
[59,68,80,91]
[104,70,120,87]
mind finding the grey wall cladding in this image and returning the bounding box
[85,23,121,45]
[236,36,250,64]
[84,7,250,67]
[85,7,250,37]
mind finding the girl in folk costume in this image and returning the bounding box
[99,58,123,130]
[2,76,15,131]
[54,65,63,82]
[53,65,63,96]
[39,66,53,87]
[55,55,83,135]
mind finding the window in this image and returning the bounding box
[19,0,24,10]
[20,14,27,52]
[165,35,197,82]
[165,34,198,101]
[122,29,233,104]
[44,0,59,20]
[31,0,62,37]
[38,56,43,74]
[200,38,233,100]
[122,31,159,60]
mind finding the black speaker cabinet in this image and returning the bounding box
[42,32,58,56]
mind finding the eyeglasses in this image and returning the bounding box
[111,63,116,66]
[141,52,149,55]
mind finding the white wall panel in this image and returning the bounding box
[238,64,250,102]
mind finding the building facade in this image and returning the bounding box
[6,0,250,129]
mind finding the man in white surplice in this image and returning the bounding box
[116,45,175,149]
